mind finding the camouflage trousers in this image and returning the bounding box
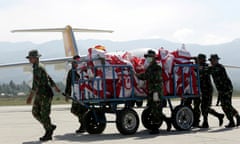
[201,92,222,121]
[193,98,201,125]
[220,90,239,122]
[32,95,53,131]
[71,102,88,123]
[147,93,164,122]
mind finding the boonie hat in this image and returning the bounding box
[208,54,220,61]
[197,53,206,60]
[26,49,41,59]
[144,50,156,58]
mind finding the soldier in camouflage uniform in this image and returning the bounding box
[137,50,171,134]
[64,55,88,133]
[209,54,240,128]
[197,54,224,128]
[26,50,60,141]
[184,57,201,127]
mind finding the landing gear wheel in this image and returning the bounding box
[141,107,162,131]
[116,108,139,135]
[172,105,194,130]
[83,110,106,134]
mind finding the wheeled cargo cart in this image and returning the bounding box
[69,60,200,135]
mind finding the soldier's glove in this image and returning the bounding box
[153,92,160,102]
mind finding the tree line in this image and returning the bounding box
[0,80,65,96]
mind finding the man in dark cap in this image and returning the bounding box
[26,49,60,141]
[209,54,240,128]
[197,54,224,128]
[64,55,88,133]
[136,50,171,134]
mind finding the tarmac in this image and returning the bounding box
[1,98,240,144]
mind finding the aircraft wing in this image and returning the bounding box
[12,28,113,33]
[224,65,240,69]
[0,57,73,71]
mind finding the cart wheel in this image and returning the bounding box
[83,110,106,134]
[141,107,162,130]
[172,105,194,130]
[116,108,139,135]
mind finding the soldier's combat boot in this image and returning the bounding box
[39,131,48,141]
[40,125,56,141]
[76,125,86,133]
[236,115,240,127]
[218,114,224,126]
[165,118,172,131]
[225,119,235,128]
[201,121,209,128]
[40,131,52,141]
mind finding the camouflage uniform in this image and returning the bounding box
[31,63,56,132]
[183,57,201,127]
[138,60,163,121]
[65,63,88,132]
[137,50,171,133]
[210,63,240,127]
[199,59,224,128]
[65,55,88,133]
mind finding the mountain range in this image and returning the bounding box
[0,38,240,89]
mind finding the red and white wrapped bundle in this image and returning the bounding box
[75,45,198,99]
[159,46,198,96]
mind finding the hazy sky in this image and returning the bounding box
[0,0,240,45]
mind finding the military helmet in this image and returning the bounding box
[26,49,41,59]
